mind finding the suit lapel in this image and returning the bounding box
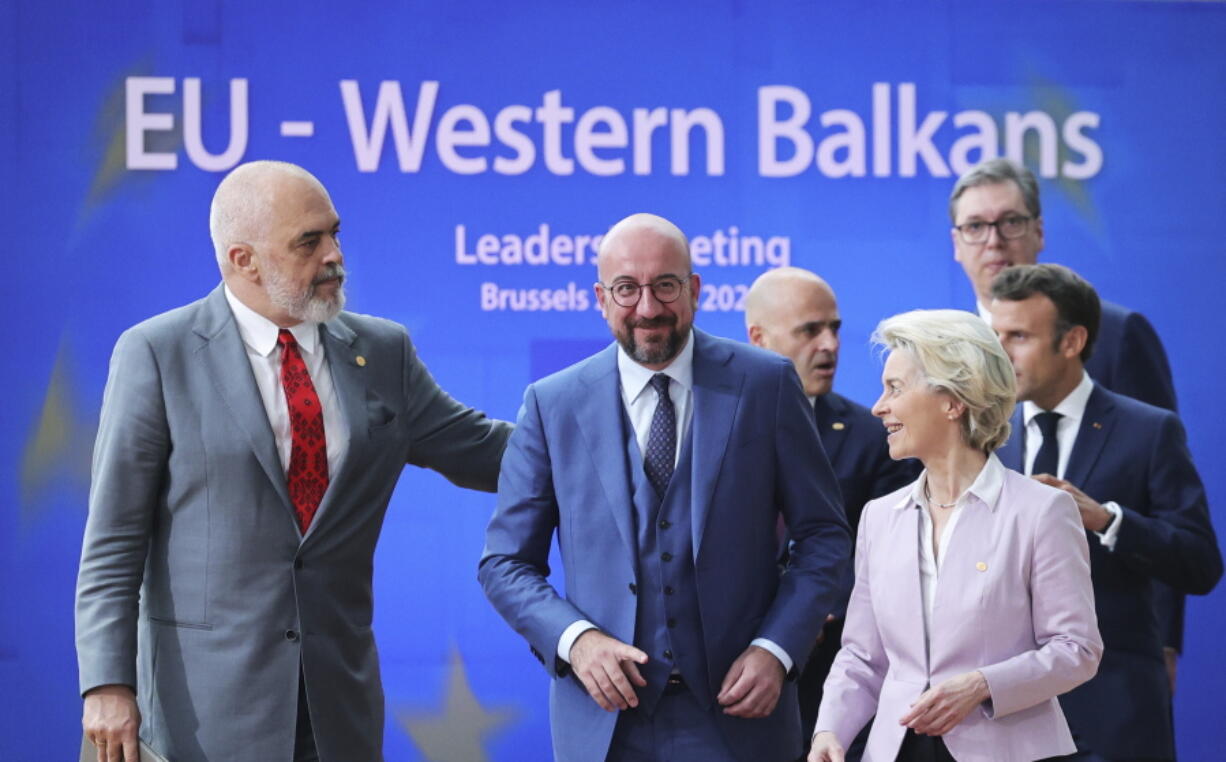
[302,318,366,542]
[815,393,849,465]
[1064,385,1116,487]
[997,408,1025,471]
[574,345,638,567]
[690,330,742,555]
[193,286,295,524]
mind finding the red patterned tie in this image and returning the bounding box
[278,329,329,533]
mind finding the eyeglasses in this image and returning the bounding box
[953,214,1035,244]
[599,275,689,307]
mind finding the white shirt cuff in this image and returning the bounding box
[750,637,793,674]
[557,620,598,663]
[1095,501,1124,551]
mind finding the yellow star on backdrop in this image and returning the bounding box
[396,646,517,762]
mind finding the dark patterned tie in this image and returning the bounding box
[1032,411,1063,477]
[278,329,329,533]
[644,373,676,497]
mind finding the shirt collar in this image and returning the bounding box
[1022,371,1094,428]
[617,329,695,403]
[976,300,993,326]
[224,284,321,358]
[894,452,1007,513]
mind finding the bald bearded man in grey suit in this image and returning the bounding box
[76,161,511,762]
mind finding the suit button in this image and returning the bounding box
[664,586,674,595]
[628,583,637,595]
[294,559,304,570]
[285,629,299,641]
[663,649,673,660]
[660,552,673,562]
[667,618,676,628]
[659,519,671,529]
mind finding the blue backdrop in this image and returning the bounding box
[4,1,1223,759]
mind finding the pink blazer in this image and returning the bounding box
[816,463,1103,762]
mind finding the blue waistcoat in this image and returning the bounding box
[623,412,710,714]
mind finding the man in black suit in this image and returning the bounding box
[745,267,918,753]
[989,264,1221,761]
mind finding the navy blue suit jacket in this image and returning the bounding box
[479,329,851,762]
[813,392,921,617]
[997,385,1220,760]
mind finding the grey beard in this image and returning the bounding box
[265,263,346,323]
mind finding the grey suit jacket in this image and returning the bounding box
[75,284,510,762]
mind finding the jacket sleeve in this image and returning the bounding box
[478,384,589,677]
[1110,411,1222,595]
[75,328,166,695]
[757,361,852,674]
[978,491,1103,718]
[813,503,889,746]
[400,328,512,491]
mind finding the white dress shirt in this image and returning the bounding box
[1022,371,1122,549]
[899,454,1006,653]
[557,332,793,673]
[224,286,349,517]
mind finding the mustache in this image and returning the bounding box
[312,263,346,286]
[627,314,677,330]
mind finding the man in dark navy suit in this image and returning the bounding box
[989,264,1221,762]
[948,157,1187,682]
[745,267,918,754]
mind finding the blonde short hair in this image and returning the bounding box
[873,309,1016,453]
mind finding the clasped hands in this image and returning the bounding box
[569,630,784,717]
[808,671,989,762]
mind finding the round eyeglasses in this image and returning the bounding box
[598,276,689,307]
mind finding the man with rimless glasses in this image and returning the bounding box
[481,213,851,762]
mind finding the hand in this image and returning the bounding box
[898,670,990,736]
[83,684,140,762]
[1031,474,1112,532]
[808,731,845,762]
[1164,647,1178,696]
[717,645,785,718]
[569,629,649,711]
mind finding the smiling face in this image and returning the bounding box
[952,181,1044,305]
[747,273,841,397]
[595,216,699,370]
[871,349,961,462]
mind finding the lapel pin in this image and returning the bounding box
[1092,422,1102,429]
[355,356,367,367]
[975,561,987,572]
[832,422,846,431]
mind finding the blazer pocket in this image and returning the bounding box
[366,395,397,431]
[147,615,213,631]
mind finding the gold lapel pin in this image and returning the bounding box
[355,356,367,367]
[1092,422,1102,429]
[832,422,846,431]
[975,561,987,572]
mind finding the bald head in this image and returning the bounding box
[209,160,332,270]
[596,213,690,282]
[746,267,842,397]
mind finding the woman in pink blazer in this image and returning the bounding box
[809,310,1102,762]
